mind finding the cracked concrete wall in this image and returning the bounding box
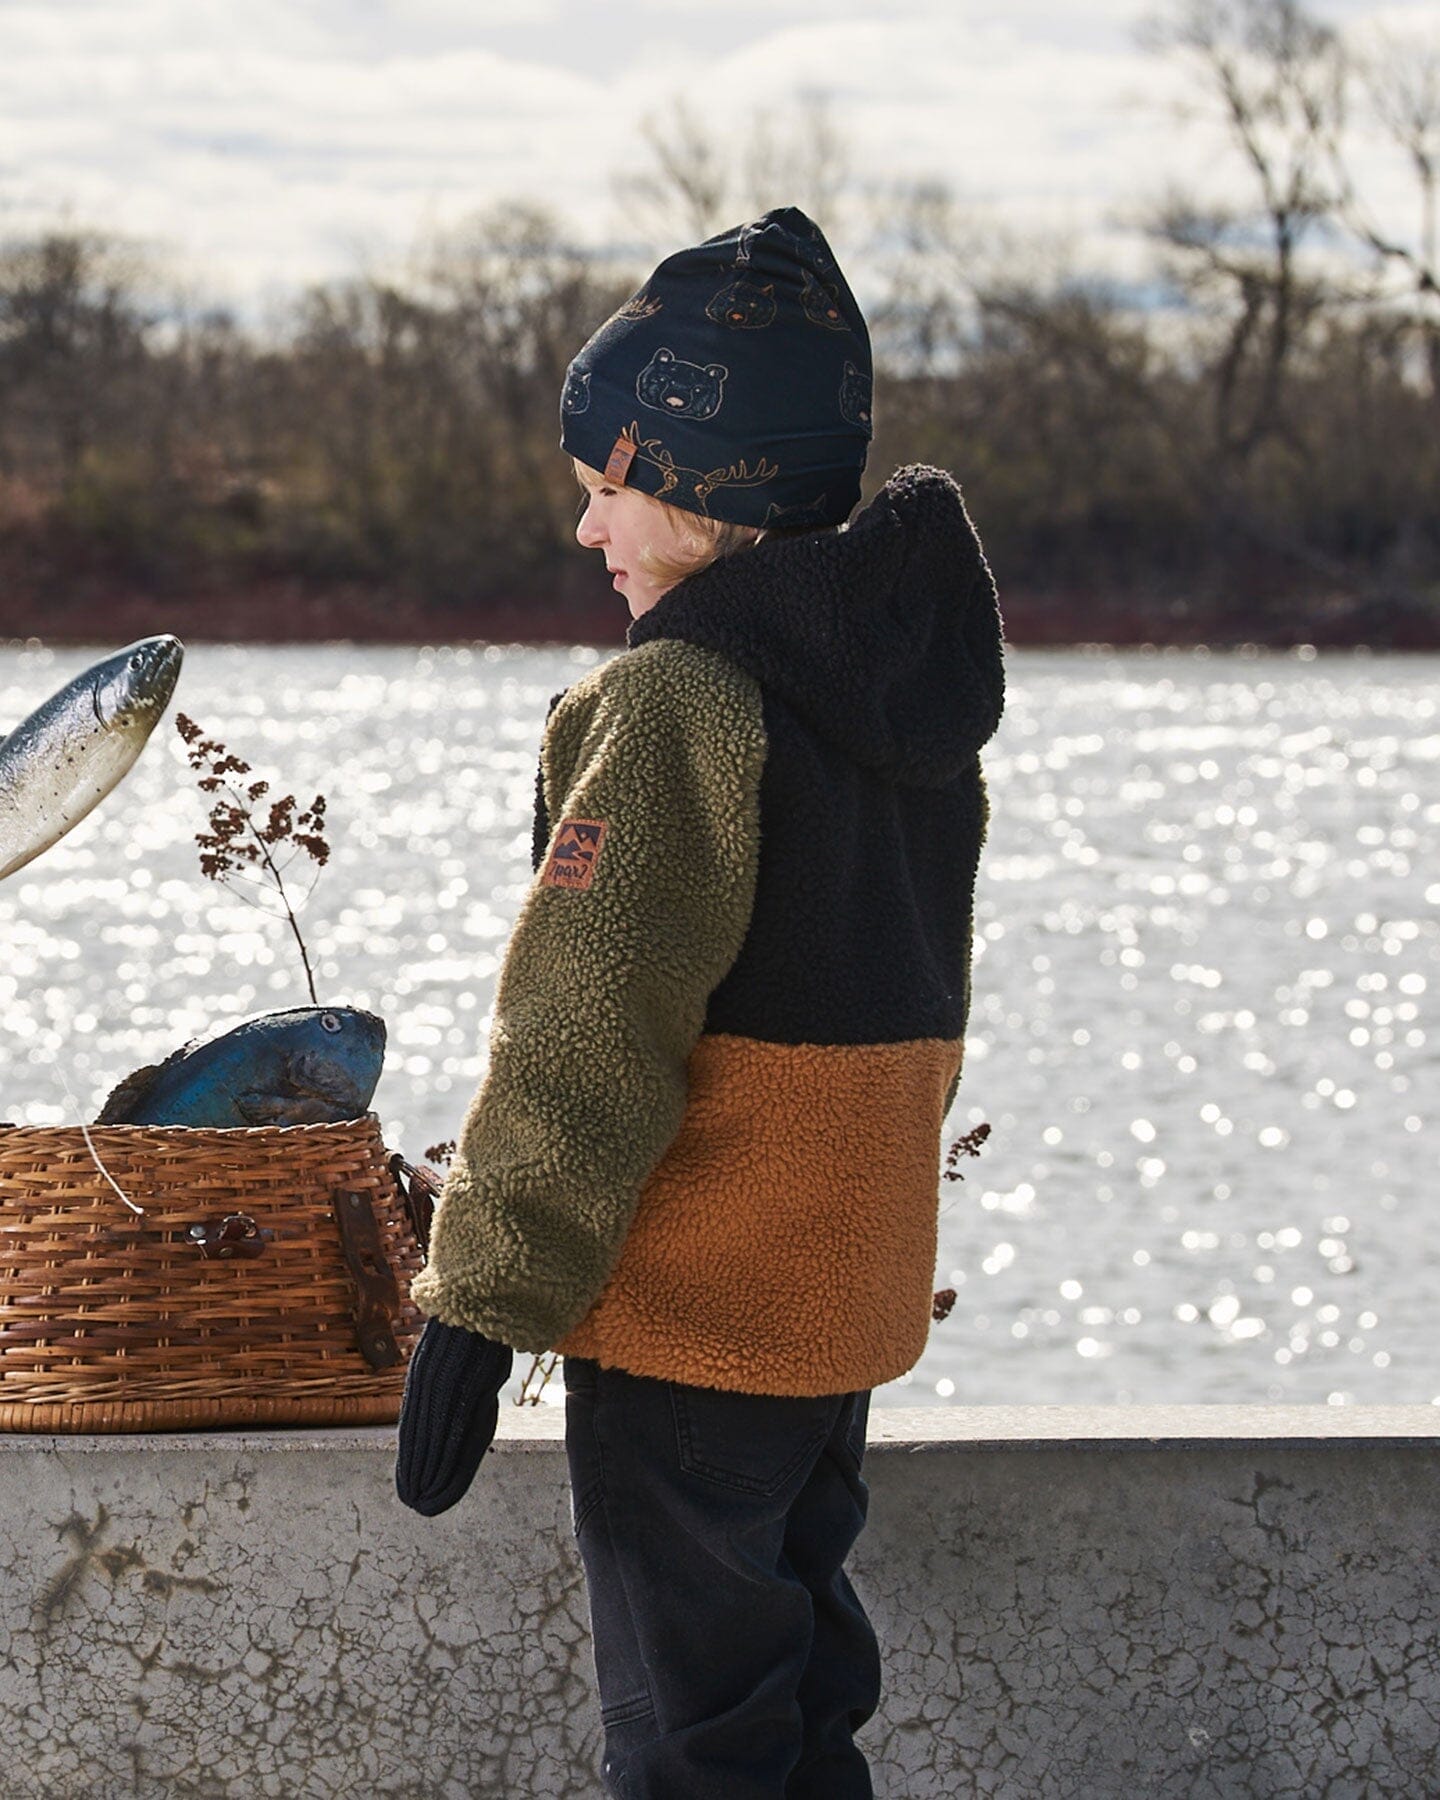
[1,1407,1436,1799]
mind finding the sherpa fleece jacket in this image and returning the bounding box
[410,463,1006,1396]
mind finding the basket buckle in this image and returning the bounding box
[333,1190,402,1372]
[188,1214,267,1260]
[389,1152,440,1254]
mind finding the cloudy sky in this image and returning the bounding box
[1,0,1433,315]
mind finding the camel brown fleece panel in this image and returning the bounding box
[557,1032,964,1395]
[411,640,766,1350]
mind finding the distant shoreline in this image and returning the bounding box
[1,577,1436,652]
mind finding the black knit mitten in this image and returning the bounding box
[395,1319,514,1516]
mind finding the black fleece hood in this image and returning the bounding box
[627,464,1005,790]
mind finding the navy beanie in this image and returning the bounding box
[560,206,872,530]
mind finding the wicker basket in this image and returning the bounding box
[0,1113,434,1432]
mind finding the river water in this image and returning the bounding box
[2,640,1435,1409]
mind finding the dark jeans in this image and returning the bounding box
[562,1357,880,1800]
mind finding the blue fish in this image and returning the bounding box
[96,1006,386,1128]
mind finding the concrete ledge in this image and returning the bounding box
[2,1408,1437,1797]
[14,1400,1433,1456]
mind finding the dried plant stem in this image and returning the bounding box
[176,713,329,1007]
[934,1121,993,1321]
[516,1351,560,1406]
[242,804,318,1005]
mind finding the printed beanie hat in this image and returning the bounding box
[560,206,872,530]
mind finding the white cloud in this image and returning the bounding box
[0,0,1431,313]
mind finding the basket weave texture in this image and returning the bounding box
[0,1113,424,1431]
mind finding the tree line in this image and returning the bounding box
[0,0,1436,646]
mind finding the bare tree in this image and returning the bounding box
[1365,36,1438,279]
[1330,25,1440,394]
[1138,0,1346,464]
[0,230,155,489]
[863,180,984,378]
[419,201,632,555]
[611,92,853,253]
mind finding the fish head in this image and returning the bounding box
[91,636,184,734]
[244,1005,388,1116]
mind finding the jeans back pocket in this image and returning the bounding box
[671,1384,837,1498]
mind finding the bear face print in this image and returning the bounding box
[636,348,728,420]
[839,361,872,427]
[800,270,848,330]
[705,276,777,329]
[801,220,836,273]
[561,368,591,414]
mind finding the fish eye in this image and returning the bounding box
[320,1013,342,1033]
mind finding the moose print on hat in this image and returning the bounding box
[561,368,591,414]
[616,288,664,321]
[763,495,834,528]
[637,348,728,420]
[734,221,763,266]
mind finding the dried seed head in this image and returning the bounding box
[944,1121,991,1179]
[176,712,332,1002]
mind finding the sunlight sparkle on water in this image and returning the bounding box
[1,643,1434,1406]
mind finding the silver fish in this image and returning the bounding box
[0,636,184,880]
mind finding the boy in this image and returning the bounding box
[397,206,1005,1799]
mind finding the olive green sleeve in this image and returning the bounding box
[410,638,767,1351]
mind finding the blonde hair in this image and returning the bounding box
[574,460,762,587]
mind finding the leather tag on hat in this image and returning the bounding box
[603,435,636,483]
[542,819,608,890]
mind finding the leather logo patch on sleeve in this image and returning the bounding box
[541,818,608,890]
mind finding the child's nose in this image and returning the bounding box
[575,502,604,548]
